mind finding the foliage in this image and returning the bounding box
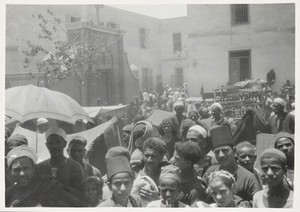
[23,9,117,86]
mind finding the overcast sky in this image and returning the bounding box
[108,5,187,19]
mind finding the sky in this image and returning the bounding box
[108,5,187,19]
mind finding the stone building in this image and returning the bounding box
[6,4,295,99]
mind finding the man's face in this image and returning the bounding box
[84,182,101,204]
[174,106,184,115]
[213,145,235,167]
[170,150,189,170]
[144,147,164,169]
[186,130,204,150]
[109,172,133,201]
[273,103,284,114]
[11,157,36,187]
[46,135,66,157]
[68,143,86,163]
[159,178,180,205]
[210,106,221,118]
[122,131,131,145]
[209,178,234,207]
[261,157,285,188]
[276,138,294,160]
[162,123,173,135]
[189,113,199,122]
[236,146,256,171]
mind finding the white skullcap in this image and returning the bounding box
[210,103,223,112]
[189,125,207,138]
[7,145,38,167]
[291,103,295,109]
[37,118,48,125]
[174,101,184,108]
[45,127,67,140]
[273,98,286,107]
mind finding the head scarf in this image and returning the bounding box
[68,135,87,148]
[189,125,207,138]
[173,101,184,109]
[274,132,294,147]
[159,165,181,184]
[210,103,223,113]
[128,121,153,153]
[46,127,67,141]
[236,141,254,152]
[208,170,236,189]
[7,134,28,147]
[7,145,38,167]
[260,148,287,166]
[273,98,286,108]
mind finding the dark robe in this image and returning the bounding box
[6,173,82,207]
[233,108,270,144]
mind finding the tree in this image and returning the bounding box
[23,8,117,88]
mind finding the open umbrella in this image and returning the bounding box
[6,84,93,124]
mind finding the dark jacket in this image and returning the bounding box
[6,173,82,207]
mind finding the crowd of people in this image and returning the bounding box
[4,82,295,207]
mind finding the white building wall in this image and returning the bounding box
[186,4,295,95]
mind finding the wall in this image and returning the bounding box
[186,4,295,95]
[6,5,161,93]
[6,4,295,97]
[160,17,188,89]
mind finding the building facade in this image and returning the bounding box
[6,4,295,99]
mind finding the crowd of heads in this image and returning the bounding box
[4,81,295,208]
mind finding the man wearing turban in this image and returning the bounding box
[253,148,293,208]
[268,98,289,134]
[6,145,81,207]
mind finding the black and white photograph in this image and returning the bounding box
[2,0,297,209]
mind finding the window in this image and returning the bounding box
[229,50,251,84]
[231,4,249,25]
[156,75,163,93]
[139,28,148,48]
[70,16,81,23]
[107,22,120,29]
[174,68,183,87]
[173,33,182,53]
[142,67,153,91]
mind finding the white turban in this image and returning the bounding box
[7,145,38,167]
[273,98,286,108]
[46,127,67,140]
[210,102,223,112]
[189,125,207,138]
[174,101,184,108]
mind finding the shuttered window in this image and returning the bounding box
[173,33,182,52]
[139,28,148,48]
[231,5,249,25]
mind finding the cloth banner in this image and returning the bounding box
[146,109,174,127]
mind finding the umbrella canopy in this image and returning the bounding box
[6,84,93,124]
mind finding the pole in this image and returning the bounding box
[36,119,38,153]
[116,121,122,146]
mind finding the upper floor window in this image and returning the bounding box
[107,22,120,29]
[173,33,182,53]
[231,4,249,25]
[139,28,148,49]
[70,16,81,23]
